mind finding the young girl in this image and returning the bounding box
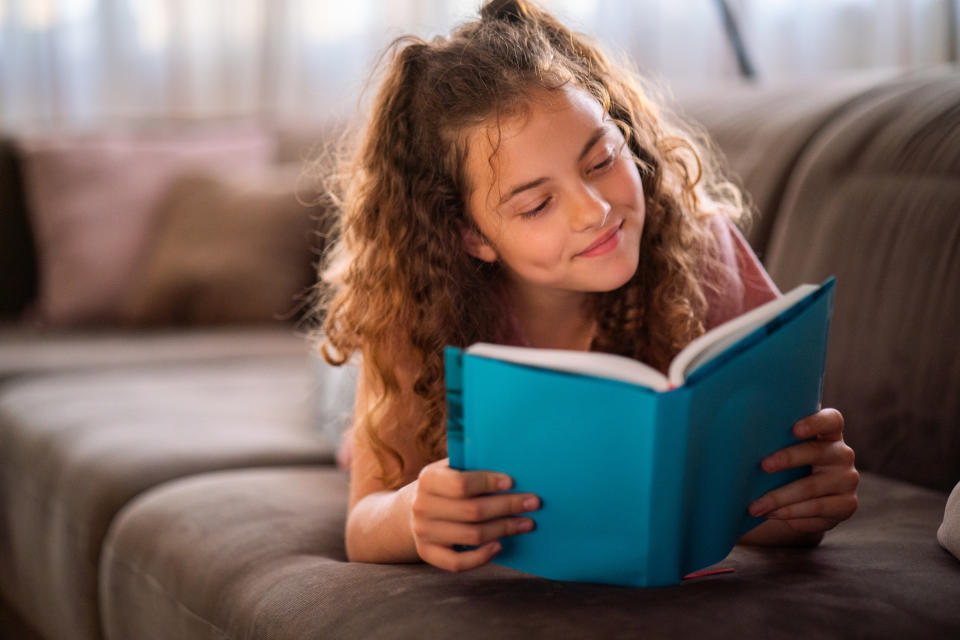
[317,0,859,572]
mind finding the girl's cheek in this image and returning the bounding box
[530,234,567,269]
[617,160,644,197]
[548,220,572,262]
[514,225,567,273]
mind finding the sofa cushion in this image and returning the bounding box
[100,468,960,639]
[18,128,274,326]
[673,70,899,257]
[762,69,960,492]
[119,165,321,326]
[0,352,334,640]
[0,326,312,378]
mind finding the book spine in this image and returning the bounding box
[647,390,691,586]
[815,278,837,407]
[444,346,465,470]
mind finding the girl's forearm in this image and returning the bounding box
[345,481,421,563]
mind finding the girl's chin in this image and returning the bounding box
[584,276,634,293]
[583,258,639,292]
[508,256,639,296]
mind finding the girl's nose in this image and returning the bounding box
[569,183,611,231]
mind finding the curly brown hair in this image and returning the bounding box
[315,0,751,489]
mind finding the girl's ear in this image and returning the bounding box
[461,225,498,263]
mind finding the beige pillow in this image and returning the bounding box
[19,129,274,326]
[119,165,321,326]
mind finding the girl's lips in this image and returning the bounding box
[577,221,623,257]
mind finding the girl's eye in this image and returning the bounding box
[590,153,615,173]
[520,196,552,219]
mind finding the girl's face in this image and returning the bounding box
[463,84,646,299]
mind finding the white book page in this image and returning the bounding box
[666,283,817,387]
[464,283,817,393]
[465,343,671,391]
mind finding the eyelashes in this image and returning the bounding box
[519,196,552,219]
[590,153,615,172]
[518,152,616,220]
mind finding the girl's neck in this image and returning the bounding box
[504,280,596,351]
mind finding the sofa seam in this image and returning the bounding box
[100,550,232,640]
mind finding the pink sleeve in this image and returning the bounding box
[703,216,781,331]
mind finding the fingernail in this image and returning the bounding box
[489,541,501,554]
[522,497,540,511]
[497,476,512,491]
[761,457,777,473]
[517,518,534,532]
[749,500,768,517]
[796,423,809,437]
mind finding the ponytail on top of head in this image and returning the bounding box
[480,0,535,23]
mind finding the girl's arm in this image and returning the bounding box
[344,361,541,570]
[343,365,422,563]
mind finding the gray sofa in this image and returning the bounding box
[2,68,959,639]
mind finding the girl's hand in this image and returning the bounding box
[748,408,859,534]
[410,458,540,572]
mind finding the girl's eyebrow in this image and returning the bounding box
[498,124,609,206]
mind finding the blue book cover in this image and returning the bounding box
[445,277,836,587]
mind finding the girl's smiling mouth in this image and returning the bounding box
[576,220,624,258]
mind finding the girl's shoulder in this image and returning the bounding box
[703,215,781,331]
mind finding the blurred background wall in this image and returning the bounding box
[1,0,959,130]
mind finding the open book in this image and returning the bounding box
[444,277,836,587]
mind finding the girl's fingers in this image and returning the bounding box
[414,491,541,523]
[419,460,513,498]
[765,494,858,522]
[414,515,535,547]
[762,439,855,473]
[794,408,845,441]
[418,540,502,573]
[749,468,859,517]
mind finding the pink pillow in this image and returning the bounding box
[19,129,275,326]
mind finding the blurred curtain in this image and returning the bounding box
[0,0,957,128]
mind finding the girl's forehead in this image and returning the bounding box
[478,85,602,141]
[463,85,607,187]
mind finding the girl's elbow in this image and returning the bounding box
[343,485,420,564]
[344,510,368,563]
[345,544,365,563]
[342,502,395,563]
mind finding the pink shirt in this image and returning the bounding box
[703,216,781,331]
